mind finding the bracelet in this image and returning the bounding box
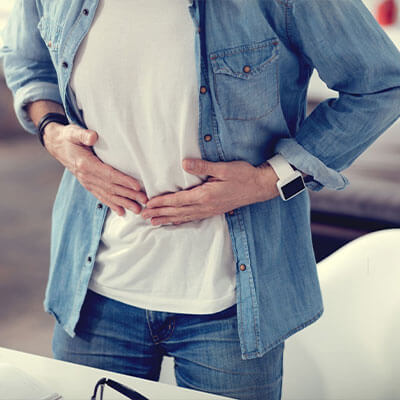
[37,112,69,148]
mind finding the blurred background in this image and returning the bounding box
[0,0,399,358]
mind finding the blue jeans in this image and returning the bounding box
[52,289,284,400]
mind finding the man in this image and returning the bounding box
[1,1,399,399]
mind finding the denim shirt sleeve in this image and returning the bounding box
[275,0,400,192]
[0,1,63,135]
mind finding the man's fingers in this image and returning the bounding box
[108,166,142,191]
[78,150,142,192]
[113,184,148,204]
[99,162,141,191]
[146,187,200,208]
[81,174,147,204]
[65,126,141,191]
[142,205,198,219]
[91,189,125,216]
[68,125,98,146]
[92,186,142,215]
[111,194,142,214]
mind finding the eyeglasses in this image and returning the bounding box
[91,377,149,400]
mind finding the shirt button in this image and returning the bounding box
[87,256,92,263]
[204,134,212,142]
[62,61,69,69]
[97,203,103,209]
[47,41,52,48]
[228,210,234,216]
[200,86,207,94]
[243,65,251,73]
[82,8,89,15]
[240,264,246,271]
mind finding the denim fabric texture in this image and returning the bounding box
[1,0,400,361]
[53,289,285,400]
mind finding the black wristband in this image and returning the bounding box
[37,112,69,148]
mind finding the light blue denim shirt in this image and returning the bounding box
[1,0,399,360]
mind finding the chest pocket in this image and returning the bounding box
[37,16,63,65]
[209,38,279,121]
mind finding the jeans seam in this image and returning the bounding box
[175,355,258,376]
[175,367,283,394]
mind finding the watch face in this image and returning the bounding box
[281,176,305,200]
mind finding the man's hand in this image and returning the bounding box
[141,158,280,226]
[43,122,148,216]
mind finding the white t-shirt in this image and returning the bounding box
[70,0,237,314]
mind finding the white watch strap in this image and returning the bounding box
[267,154,294,180]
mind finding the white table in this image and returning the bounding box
[0,347,234,400]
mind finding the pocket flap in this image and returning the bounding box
[37,16,61,51]
[209,38,279,79]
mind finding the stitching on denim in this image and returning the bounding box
[175,355,258,376]
[211,108,227,161]
[37,16,62,52]
[145,311,157,343]
[237,209,262,353]
[248,273,261,351]
[213,52,278,79]
[213,60,279,122]
[146,314,176,344]
[198,56,226,162]
[175,366,283,394]
[67,200,108,336]
[239,295,248,354]
[59,8,84,58]
[274,0,289,5]
[210,39,278,60]
[160,319,176,342]
[285,1,291,46]
[264,307,324,352]
[224,216,248,355]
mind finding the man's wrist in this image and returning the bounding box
[37,112,69,148]
[42,122,63,151]
[256,157,309,202]
[255,163,280,202]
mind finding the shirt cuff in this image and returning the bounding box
[274,138,349,192]
[13,81,63,135]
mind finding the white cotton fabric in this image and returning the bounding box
[69,0,237,314]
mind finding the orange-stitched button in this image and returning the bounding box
[47,41,52,48]
[240,264,246,271]
[200,86,207,94]
[204,134,212,142]
[243,65,251,73]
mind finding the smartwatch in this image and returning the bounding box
[267,154,306,201]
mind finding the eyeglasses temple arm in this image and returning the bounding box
[106,378,150,400]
